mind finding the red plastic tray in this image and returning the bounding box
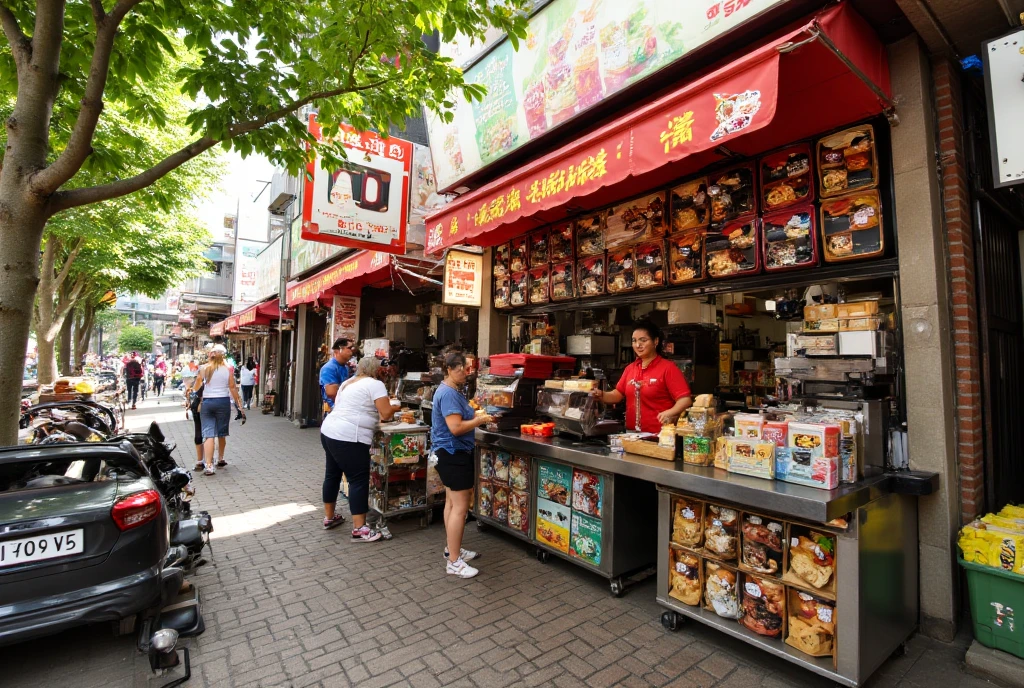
[489,354,576,378]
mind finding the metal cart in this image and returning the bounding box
[368,423,443,531]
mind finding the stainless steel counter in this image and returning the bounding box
[477,429,890,523]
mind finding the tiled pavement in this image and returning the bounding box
[0,394,1004,688]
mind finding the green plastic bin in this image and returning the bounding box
[960,554,1024,659]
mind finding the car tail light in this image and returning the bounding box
[112,490,162,531]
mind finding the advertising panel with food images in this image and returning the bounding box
[569,511,603,566]
[536,497,571,553]
[537,461,571,505]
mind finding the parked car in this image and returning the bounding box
[0,441,176,645]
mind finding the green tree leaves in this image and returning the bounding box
[118,325,155,354]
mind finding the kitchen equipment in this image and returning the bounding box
[566,335,617,356]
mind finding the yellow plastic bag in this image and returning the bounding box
[74,380,95,394]
[958,522,1024,574]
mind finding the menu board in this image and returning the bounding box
[443,249,483,307]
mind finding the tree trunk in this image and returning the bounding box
[0,203,48,445]
[75,302,95,372]
[58,312,73,376]
[34,238,59,387]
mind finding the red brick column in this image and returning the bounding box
[932,59,985,521]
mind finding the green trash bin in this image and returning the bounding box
[960,554,1024,659]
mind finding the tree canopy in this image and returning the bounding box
[118,325,154,354]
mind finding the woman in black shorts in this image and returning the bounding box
[431,352,492,579]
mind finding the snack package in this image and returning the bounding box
[761,420,789,448]
[479,448,495,480]
[786,589,836,657]
[668,230,705,284]
[577,255,606,297]
[670,177,710,232]
[493,244,510,278]
[509,455,530,491]
[958,520,1024,574]
[714,435,730,470]
[606,247,636,293]
[478,480,494,516]
[549,222,574,262]
[550,262,575,301]
[493,278,511,309]
[493,451,510,484]
[509,236,528,272]
[704,561,742,619]
[740,574,785,637]
[728,439,775,480]
[733,413,765,439]
[671,497,704,548]
[528,266,550,305]
[704,504,739,559]
[787,531,836,590]
[670,548,702,606]
[741,513,784,575]
[605,192,667,249]
[635,241,665,289]
[779,423,841,490]
[508,489,530,534]
[492,484,509,522]
[509,272,527,307]
[529,230,549,267]
[576,210,606,256]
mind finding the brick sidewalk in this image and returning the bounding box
[0,396,997,688]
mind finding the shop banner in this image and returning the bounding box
[408,144,446,227]
[238,307,258,327]
[442,249,484,307]
[224,315,240,333]
[332,295,360,343]
[286,250,390,307]
[253,236,282,304]
[301,115,412,255]
[427,0,786,192]
[426,54,780,254]
[233,239,267,312]
[209,320,224,336]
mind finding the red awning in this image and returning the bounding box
[209,321,225,337]
[286,250,392,307]
[424,3,891,254]
[229,298,295,331]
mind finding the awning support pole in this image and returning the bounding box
[776,24,899,125]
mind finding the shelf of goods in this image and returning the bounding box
[474,440,656,597]
[369,423,443,527]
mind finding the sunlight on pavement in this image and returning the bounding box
[209,502,317,540]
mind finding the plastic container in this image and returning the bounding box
[960,554,1024,659]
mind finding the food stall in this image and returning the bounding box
[369,423,443,529]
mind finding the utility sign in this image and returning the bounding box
[984,27,1024,188]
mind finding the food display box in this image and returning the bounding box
[820,190,884,262]
[509,236,528,273]
[550,262,575,301]
[509,272,527,307]
[368,424,439,528]
[706,218,760,279]
[529,230,549,267]
[493,243,510,279]
[605,191,668,249]
[668,230,706,284]
[817,124,879,198]
[760,144,815,212]
[658,485,919,687]
[577,254,606,297]
[494,278,511,309]
[635,241,666,289]
[606,247,636,293]
[670,177,710,232]
[762,206,818,272]
[576,209,606,256]
[528,266,550,305]
[549,221,574,263]
[708,163,756,229]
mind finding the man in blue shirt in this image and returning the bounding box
[319,338,354,410]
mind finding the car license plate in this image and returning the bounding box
[0,529,84,568]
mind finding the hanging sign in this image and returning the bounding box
[332,295,361,343]
[301,115,413,254]
[443,249,483,307]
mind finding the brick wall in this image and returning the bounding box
[932,59,985,521]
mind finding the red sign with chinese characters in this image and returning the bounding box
[301,115,412,255]
[286,250,390,308]
[425,50,780,255]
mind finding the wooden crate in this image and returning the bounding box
[621,437,675,461]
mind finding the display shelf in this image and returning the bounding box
[656,594,843,685]
[475,512,533,545]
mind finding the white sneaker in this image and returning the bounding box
[446,557,478,578]
[444,547,478,562]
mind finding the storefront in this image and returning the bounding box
[424,4,947,685]
[210,298,293,412]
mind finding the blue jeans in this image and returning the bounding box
[200,397,231,439]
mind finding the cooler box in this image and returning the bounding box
[960,555,1024,659]
[488,354,575,379]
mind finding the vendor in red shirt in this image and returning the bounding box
[592,320,693,434]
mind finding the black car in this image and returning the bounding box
[0,442,173,645]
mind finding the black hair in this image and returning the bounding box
[443,351,467,375]
[332,338,352,351]
[245,357,256,370]
[632,319,663,354]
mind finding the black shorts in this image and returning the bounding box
[435,448,474,492]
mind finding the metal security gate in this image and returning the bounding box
[964,74,1024,510]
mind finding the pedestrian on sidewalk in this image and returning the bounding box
[240,357,257,410]
[319,355,395,542]
[153,355,167,398]
[431,352,492,578]
[319,338,354,414]
[184,383,205,471]
[124,352,143,409]
[188,344,245,476]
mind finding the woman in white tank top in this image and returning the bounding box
[187,344,245,475]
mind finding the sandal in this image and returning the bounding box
[323,514,347,530]
[216,459,228,467]
[203,466,215,476]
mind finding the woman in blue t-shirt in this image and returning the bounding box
[431,352,492,579]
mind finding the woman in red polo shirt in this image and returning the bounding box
[592,320,693,434]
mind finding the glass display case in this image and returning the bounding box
[396,371,440,407]
[474,374,542,431]
[536,389,623,438]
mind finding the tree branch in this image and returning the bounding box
[46,273,89,341]
[47,78,395,215]
[31,0,146,196]
[53,236,84,293]
[0,3,30,69]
